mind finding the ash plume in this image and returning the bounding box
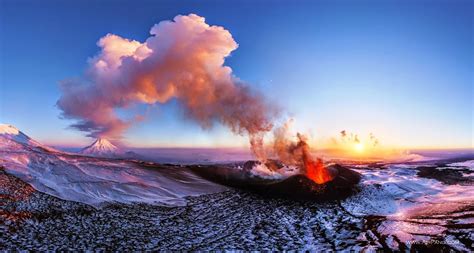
[272,122,334,184]
[57,13,334,184]
[57,14,277,152]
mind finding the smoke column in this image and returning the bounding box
[57,14,277,155]
[58,14,335,183]
[272,121,335,184]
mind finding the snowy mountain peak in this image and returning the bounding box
[0,123,34,144]
[0,123,53,151]
[91,138,116,149]
[81,138,120,156]
[0,124,20,135]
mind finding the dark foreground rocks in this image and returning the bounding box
[416,166,473,185]
[1,167,367,251]
[1,166,472,251]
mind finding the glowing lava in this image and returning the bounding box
[297,134,335,184]
[272,122,335,184]
[304,156,334,184]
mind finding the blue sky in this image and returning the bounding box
[0,0,472,148]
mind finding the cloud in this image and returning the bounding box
[58,14,277,145]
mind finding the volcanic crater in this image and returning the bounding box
[190,162,362,201]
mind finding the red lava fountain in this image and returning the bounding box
[298,136,334,184]
[302,152,334,184]
[273,125,335,184]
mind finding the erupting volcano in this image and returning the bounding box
[192,128,360,201]
[295,135,335,184]
[265,123,337,185]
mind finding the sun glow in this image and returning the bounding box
[354,142,364,153]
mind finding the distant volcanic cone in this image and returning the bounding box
[81,138,120,157]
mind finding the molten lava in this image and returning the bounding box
[273,127,335,184]
[298,136,335,184]
[303,156,333,184]
[262,122,336,184]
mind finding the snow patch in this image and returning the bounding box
[344,165,474,217]
[250,163,283,179]
[249,163,300,179]
[449,160,474,169]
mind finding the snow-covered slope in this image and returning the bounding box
[0,124,226,207]
[1,123,41,146]
[0,124,57,152]
[449,159,474,169]
[81,138,120,157]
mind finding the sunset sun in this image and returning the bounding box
[354,143,364,153]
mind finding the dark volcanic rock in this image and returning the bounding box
[191,163,361,201]
[416,166,472,185]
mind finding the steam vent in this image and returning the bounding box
[190,162,361,201]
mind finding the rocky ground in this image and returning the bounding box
[2,166,473,251]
